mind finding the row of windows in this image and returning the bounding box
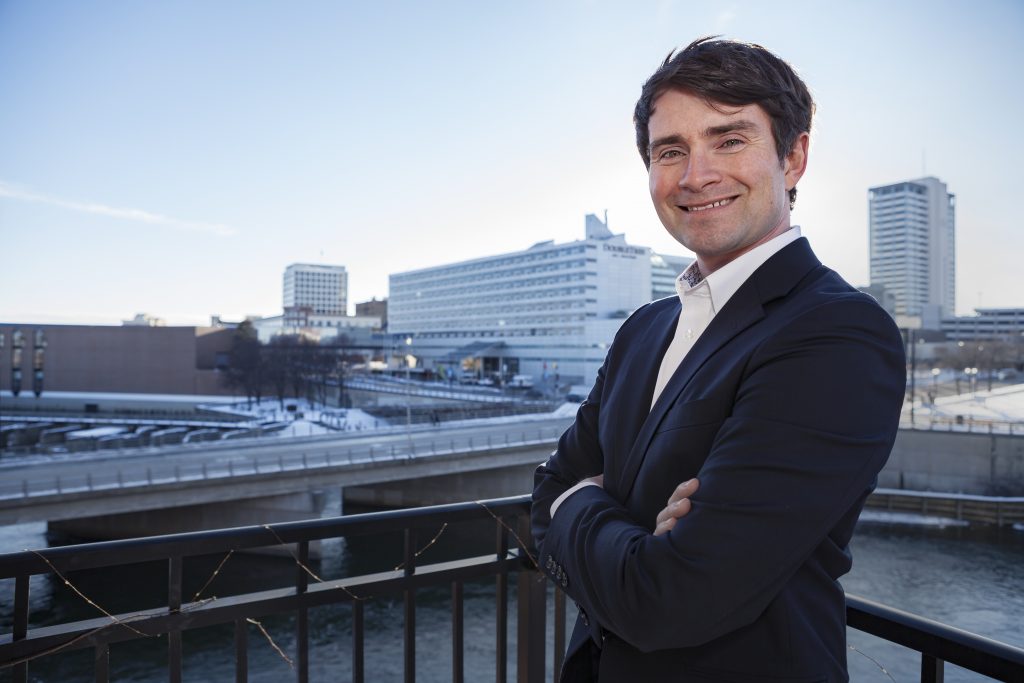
[392,273,593,301]
[393,299,589,319]
[391,292,588,313]
[392,259,590,292]
[398,326,587,338]
[392,245,589,283]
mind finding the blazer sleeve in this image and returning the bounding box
[535,297,906,652]
[531,340,609,553]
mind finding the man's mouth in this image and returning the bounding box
[681,197,735,212]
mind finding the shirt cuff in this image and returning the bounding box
[550,480,600,518]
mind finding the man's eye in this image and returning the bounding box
[721,139,744,149]
[658,149,684,161]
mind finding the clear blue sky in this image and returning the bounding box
[1,0,1021,325]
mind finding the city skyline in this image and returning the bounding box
[2,1,1022,325]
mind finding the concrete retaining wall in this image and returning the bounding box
[880,429,1024,495]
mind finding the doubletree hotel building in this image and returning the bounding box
[387,214,691,388]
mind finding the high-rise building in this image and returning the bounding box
[869,176,955,328]
[282,263,348,327]
[388,214,691,387]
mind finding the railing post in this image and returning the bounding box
[404,528,417,683]
[516,517,545,683]
[13,575,29,683]
[494,515,510,683]
[921,653,945,683]
[297,541,309,683]
[234,618,248,683]
[352,600,364,683]
[95,643,109,683]
[168,556,183,683]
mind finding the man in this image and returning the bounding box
[531,37,905,682]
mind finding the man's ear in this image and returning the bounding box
[784,131,810,191]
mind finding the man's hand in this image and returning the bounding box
[653,478,699,536]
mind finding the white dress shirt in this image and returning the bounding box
[550,226,804,517]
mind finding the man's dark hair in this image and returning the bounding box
[634,36,814,208]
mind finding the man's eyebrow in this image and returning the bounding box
[648,134,685,153]
[648,120,761,154]
[703,120,760,137]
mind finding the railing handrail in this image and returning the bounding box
[846,593,1024,681]
[0,495,533,578]
[2,494,1022,682]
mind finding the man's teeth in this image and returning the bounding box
[685,198,733,212]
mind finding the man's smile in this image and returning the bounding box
[680,197,737,212]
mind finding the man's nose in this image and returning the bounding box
[678,149,721,192]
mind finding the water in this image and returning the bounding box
[1,505,1022,682]
[844,516,1024,682]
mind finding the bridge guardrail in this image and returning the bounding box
[0,427,564,503]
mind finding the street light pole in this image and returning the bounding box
[405,336,412,431]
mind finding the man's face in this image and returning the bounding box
[647,89,808,274]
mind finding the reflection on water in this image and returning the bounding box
[1,501,1022,682]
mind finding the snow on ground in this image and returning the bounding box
[67,426,126,439]
[199,398,387,433]
[858,510,970,528]
[914,382,1024,423]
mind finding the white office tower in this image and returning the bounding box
[283,263,348,327]
[869,177,955,328]
[388,214,656,387]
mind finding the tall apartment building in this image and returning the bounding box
[869,176,955,328]
[388,214,691,387]
[282,263,348,328]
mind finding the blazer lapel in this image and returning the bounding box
[617,238,822,501]
[607,298,681,477]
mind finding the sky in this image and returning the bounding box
[1,0,1022,325]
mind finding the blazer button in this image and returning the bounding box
[581,611,589,626]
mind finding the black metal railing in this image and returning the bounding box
[1,495,1022,683]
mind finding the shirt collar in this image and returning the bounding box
[675,226,802,313]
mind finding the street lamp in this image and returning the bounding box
[404,335,415,430]
[964,367,979,396]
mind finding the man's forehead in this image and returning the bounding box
[651,88,761,119]
[648,90,770,135]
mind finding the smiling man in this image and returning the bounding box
[532,38,906,682]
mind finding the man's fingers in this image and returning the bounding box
[654,497,692,528]
[653,478,700,536]
[653,516,676,536]
[667,478,699,506]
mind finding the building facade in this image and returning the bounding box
[355,297,388,331]
[0,323,234,397]
[651,253,693,300]
[388,215,691,388]
[869,176,955,328]
[282,263,348,327]
[941,308,1024,341]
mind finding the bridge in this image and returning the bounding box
[0,417,572,538]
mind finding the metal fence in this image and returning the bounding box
[1,496,1022,682]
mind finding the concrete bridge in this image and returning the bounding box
[0,417,572,540]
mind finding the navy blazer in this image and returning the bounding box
[532,238,906,682]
